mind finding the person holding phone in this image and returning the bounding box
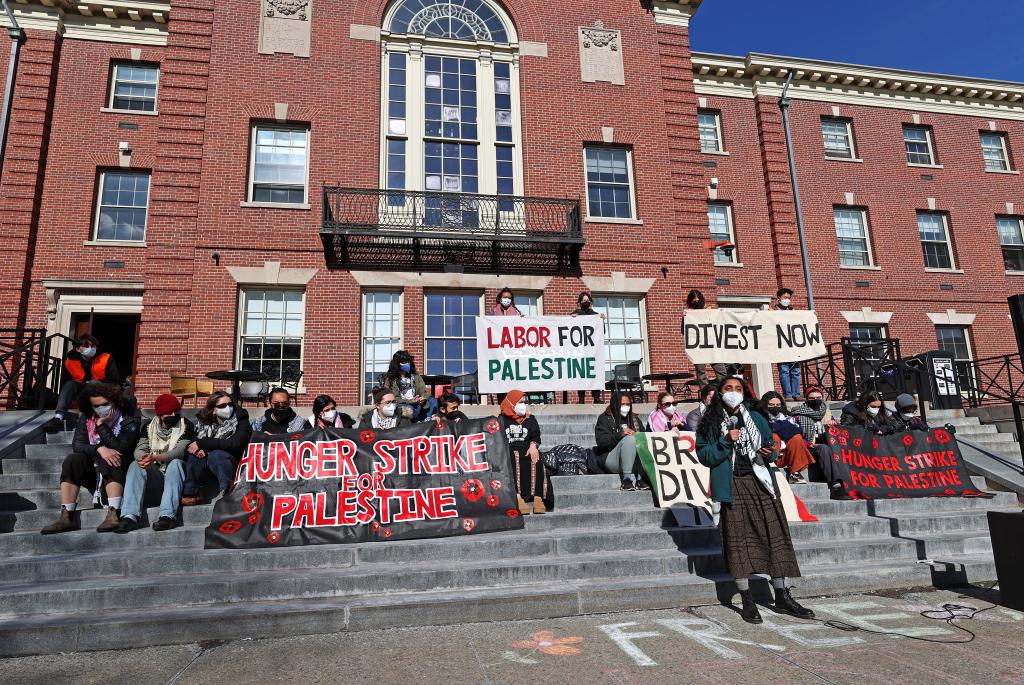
[696,376,813,625]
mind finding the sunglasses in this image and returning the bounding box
[215,402,233,409]
[661,401,676,408]
[271,402,290,409]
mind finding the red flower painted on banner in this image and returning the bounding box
[829,425,840,437]
[360,430,376,443]
[506,509,520,518]
[382,528,393,538]
[462,518,476,532]
[853,438,862,448]
[248,512,260,525]
[267,532,280,544]
[486,494,499,507]
[370,521,381,532]
[926,437,933,444]
[935,429,951,444]
[872,438,879,449]
[838,437,848,447]
[841,429,850,439]
[218,520,241,535]
[486,418,500,434]
[241,491,264,513]
[903,434,915,446]
[461,478,485,502]
[829,438,837,446]
[490,479,502,491]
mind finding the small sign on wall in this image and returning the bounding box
[579,21,624,86]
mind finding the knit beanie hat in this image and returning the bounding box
[154,393,182,416]
[895,393,916,411]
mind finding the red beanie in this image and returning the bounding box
[154,393,181,416]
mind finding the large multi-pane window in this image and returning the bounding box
[510,293,540,317]
[584,146,636,220]
[108,63,159,112]
[821,118,855,159]
[249,125,309,204]
[425,292,480,378]
[917,212,955,270]
[238,289,304,383]
[707,202,737,264]
[362,291,402,401]
[848,324,887,346]
[698,110,724,153]
[903,125,935,165]
[833,207,873,267]
[936,325,974,393]
[997,216,1024,271]
[593,296,645,378]
[94,171,150,242]
[980,132,1011,171]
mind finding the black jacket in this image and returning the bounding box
[195,407,252,459]
[72,412,141,459]
[839,402,896,435]
[594,411,644,456]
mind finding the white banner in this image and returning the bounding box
[476,315,606,393]
[635,431,715,527]
[682,309,826,365]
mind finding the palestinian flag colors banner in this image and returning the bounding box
[822,425,993,500]
[204,418,525,549]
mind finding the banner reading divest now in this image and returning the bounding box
[683,309,826,365]
[476,315,606,393]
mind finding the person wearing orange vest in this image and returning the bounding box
[45,334,121,433]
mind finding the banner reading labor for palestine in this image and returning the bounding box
[683,309,826,365]
[476,315,606,393]
[821,425,993,500]
[204,418,525,549]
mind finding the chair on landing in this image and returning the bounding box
[452,371,480,404]
[195,378,214,404]
[604,360,645,403]
[169,374,198,407]
[238,381,269,407]
[281,369,304,396]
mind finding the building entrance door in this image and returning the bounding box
[70,313,141,395]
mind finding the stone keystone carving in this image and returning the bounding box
[260,0,312,57]
[266,0,310,20]
[578,20,624,85]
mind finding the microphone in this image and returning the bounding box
[727,416,739,429]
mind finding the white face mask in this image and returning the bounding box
[662,404,676,416]
[500,298,512,308]
[80,347,97,358]
[779,298,792,308]
[321,409,337,423]
[94,403,112,418]
[867,406,880,417]
[901,411,916,420]
[619,405,631,417]
[722,391,744,409]
[513,402,528,417]
[382,402,396,418]
[215,406,234,420]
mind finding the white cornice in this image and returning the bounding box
[1,1,168,45]
[652,1,703,28]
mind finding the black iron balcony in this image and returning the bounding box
[320,187,584,275]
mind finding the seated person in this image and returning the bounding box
[595,392,649,491]
[252,387,307,435]
[686,384,715,431]
[437,392,462,420]
[45,335,121,433]
[498,390,551,515]
[759,391,815,484]
[381,350,437,421]
[307,394,355,429]
[181,391,252,506]
[647,391,686,432]
[787,386,833,445]
[116,393,195,533]
[41,382,141,534]
[889,393,929,432]
[840,391,896,435]
[359,388,412,430]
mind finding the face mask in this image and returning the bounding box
[581,301,592,310]
[722,391,743,409]
[399,363,412,373]
[321,409,337,423]
[80,347,97,358]
[807,399,823,410]
[662,405,676,416]
[500,298,512,308]
[780,298,792,308]
[382,403,396,417]
[866,406,880,417]
[273,406,291,417]
[901,411,916,420]
[768,407,782,417]
[513,402,528,417]
[162,415,181,428]
[94,404,112,418]
[215,406,234,420]
[619,405,631,417]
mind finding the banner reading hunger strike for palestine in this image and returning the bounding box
[476,315,606,393]
[683,309,826,365]
[204,418,525,549]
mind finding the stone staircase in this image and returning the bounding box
[0,410,1016,657]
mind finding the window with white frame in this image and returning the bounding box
[833,207,873,267]
[997,215,1024,272]
[94,171,150,242]
[698,110,724,153]
[917,212,955,270]
[848,324,888,346]
[936,324,974,392]
[380,0,522,222]
[497,293,540,317]
[238,289,304,383]
[821,118,855,159]
[584,146,636,220]
[980,132,1012,171]
[903,125,935,165]
[249,125,309,204]
[707,202,737,264]
[424,292,481,378]
[108,63,159,113]
[362,291,403,402]
[592,296,645,378]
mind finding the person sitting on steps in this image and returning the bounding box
[41,382,141,534]
[115,393,195,533]
[307,394,355,430]
[358,388,412,430]
[759,391,816,484]
[252,387,307,435]
[686,383,716,431]
[595,392,649,491]
[381,350,437,422]
[44,334,121,433]
[647,390,686,433]
[181,391,252,506]
[498,390,551,515]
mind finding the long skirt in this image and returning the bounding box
[720,474,801,579]
[510,448,554,509]
[773,434,816,474]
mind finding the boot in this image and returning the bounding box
[40,508,79,535]
[96,507,121,533]
[829,482,853,501]
[114,516,142,534]
[532,496,547,514]
[739,590,763,624]
[773,586,815,619]
[517,495,530,515]
[43,416,65,434]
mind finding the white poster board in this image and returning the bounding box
[683,309,827,365]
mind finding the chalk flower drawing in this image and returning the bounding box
[511,630,584,656]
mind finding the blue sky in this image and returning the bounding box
[690,0,1024,82]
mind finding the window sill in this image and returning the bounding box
[985,168,1020,175]
[701,150,730,156]
[239,201,311,210]
[83,240,147,248]
[100,107,158,116]
[839,264,881,271]
[924,267,964,274]
[825,156,864,163]
[584,217,643,225]
[1006,271,1024,276]
[714,261,744,268]
[908,162,943,169]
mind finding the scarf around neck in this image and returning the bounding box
[198,414,238,440]
[719,404,776,498]
[86,411,123,445]
[500,390,528,425]
[148,417,186,454]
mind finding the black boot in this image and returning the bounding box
[773,586,815,619]
[739,590,762,624]
[829,481,853,500]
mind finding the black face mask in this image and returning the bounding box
[162,415,181,428]
[581,301,592,310]
[807,399,823,410]
[272,406,293,419]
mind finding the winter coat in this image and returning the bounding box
[195,407,252,459]
[72,413,141,461]
[357,408,412,430]
[695,407,776,504]
[839,402,898,435]
[594,411,644,456]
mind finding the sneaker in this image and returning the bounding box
[40,508,79,535]
[96,507,121,533]
[43,416,65,433]
[620,480,637,491]
[152,516,178,532]
[635,480,651,491]
[114,517,141,534]
[829,483,853,501]
[787,473,807,484]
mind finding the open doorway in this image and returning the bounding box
[70,313,141,393]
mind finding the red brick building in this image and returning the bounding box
[1,0,1022,404]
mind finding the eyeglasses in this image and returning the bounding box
[661,401,676,408]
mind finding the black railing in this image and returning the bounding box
[0,329,46,410]
[320,187,584,274]
[799,337,904,401]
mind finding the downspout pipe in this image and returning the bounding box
[0,0,25,183]
[778,70,815,312]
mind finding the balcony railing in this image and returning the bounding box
[320,187,584,274]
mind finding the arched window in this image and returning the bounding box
[380,0,522,219]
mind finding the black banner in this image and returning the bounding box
[204,417,525,549]
[823,425,992,500]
